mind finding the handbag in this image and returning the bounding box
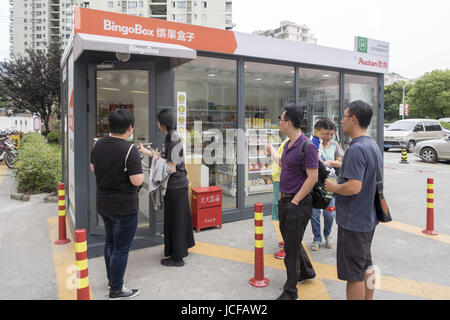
[367,145,392,223]
[300,140,331,210]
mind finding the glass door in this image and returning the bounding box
[88,63,155,236]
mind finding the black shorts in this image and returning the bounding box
[337,225,375,282]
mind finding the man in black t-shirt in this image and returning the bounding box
[90,109,143,300]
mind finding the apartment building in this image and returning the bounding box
[253,20,317,45]
[10,0,233,56]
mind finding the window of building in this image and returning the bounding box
[176,14,186,22]
[139,1,144,8]
[128,1,138,9]
[244,61,295,207]
[174,56,238,209]
[343,74,378,148]
[201,14,207,22]
[201,1,207,8]
[226,2,232,11]
[177,1,187,8]
[108,1,113,8]
[299,68,340,139]
[172,1,176,8]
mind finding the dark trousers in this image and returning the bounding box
[163,188,195,259]
[100,212,138,292]
[278,194,316,297]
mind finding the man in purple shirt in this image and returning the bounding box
[276,107,319,300]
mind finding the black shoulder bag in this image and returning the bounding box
[300,140,331,209]
[367,146,392,223]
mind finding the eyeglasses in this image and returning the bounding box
[278,116,288,122]
[341,115,353,120]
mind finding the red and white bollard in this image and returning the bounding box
[75,229,90,300]
[423,178,438,235]
[249,203,270,288]
[54,182,71,245]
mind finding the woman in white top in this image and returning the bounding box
[310,121,343,251]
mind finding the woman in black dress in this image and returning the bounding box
[138,109,195,267]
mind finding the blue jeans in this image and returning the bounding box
[311,198,335,243]
[272,181,280,221]
[100,212,138,291]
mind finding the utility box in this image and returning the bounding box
[191,186,223,232]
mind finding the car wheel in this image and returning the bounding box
[420,147,437,162]
[384,147,390,152]
[407,140,416,152]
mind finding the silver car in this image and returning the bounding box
[414,136,450,162]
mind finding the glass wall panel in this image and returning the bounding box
[174,56,237,209]
[96,70,149,231]
[343,74,378,149]
[299,68,340,140]
[244,62,295,208]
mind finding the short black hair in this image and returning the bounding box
[314,119,329,131]
[347,100,373,129]
[109,108,134,134]
[283,106,303,129]
[327,120,337,132]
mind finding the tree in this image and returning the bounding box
[384,81,413,123]
[407,69,450,119]
[0,43,62,133]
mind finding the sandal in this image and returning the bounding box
[310,241,320,251]
[325,237,334,249]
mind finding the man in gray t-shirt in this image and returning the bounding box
[325,100,382,300]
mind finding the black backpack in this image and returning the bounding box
[300,139,331,209]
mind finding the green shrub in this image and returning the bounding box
[14,133,61,194]
[47,130,61,144]
[20,132,46,145]
[440,121,450,130]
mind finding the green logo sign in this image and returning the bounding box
[357,37,368,53]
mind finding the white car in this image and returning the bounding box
[384,119,444,152]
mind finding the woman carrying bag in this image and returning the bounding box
[138,109,195,267]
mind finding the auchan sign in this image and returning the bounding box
[358,57,388,69]
[74,7,237,54]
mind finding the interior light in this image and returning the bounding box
[323,74,330,77]
[208,74,216,77]
[255,78,262,81]
[100,87,120,91]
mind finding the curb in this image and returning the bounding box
[9,179,30,201]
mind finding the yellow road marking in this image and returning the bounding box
[190,241,450,300]
[381,221,450,245]
[272,220,331,300]
[48,217,94,300]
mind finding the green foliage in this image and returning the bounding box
[14,132,61,194]
[440,121,450,130]
[384,81,413,122]
[46,129,61,144]
[407,70,450,119]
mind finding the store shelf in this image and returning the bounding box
[248,170,272,175]
[217,170,236,176]
[247,184,273,195]
[217,184,236,197]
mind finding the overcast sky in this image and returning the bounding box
[1,0,449,79]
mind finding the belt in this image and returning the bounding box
[281,193,295,198]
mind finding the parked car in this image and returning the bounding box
[438,117,450,123]
[384,119,444,152]
[414,135,450,162]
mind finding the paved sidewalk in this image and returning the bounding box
[1,151,450,300]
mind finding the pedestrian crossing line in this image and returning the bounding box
[381,220,450,245]
[189,241,450,300]
[47,217,95,300]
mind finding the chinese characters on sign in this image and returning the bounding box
[200,195,221,205]
[103,19,196,42]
